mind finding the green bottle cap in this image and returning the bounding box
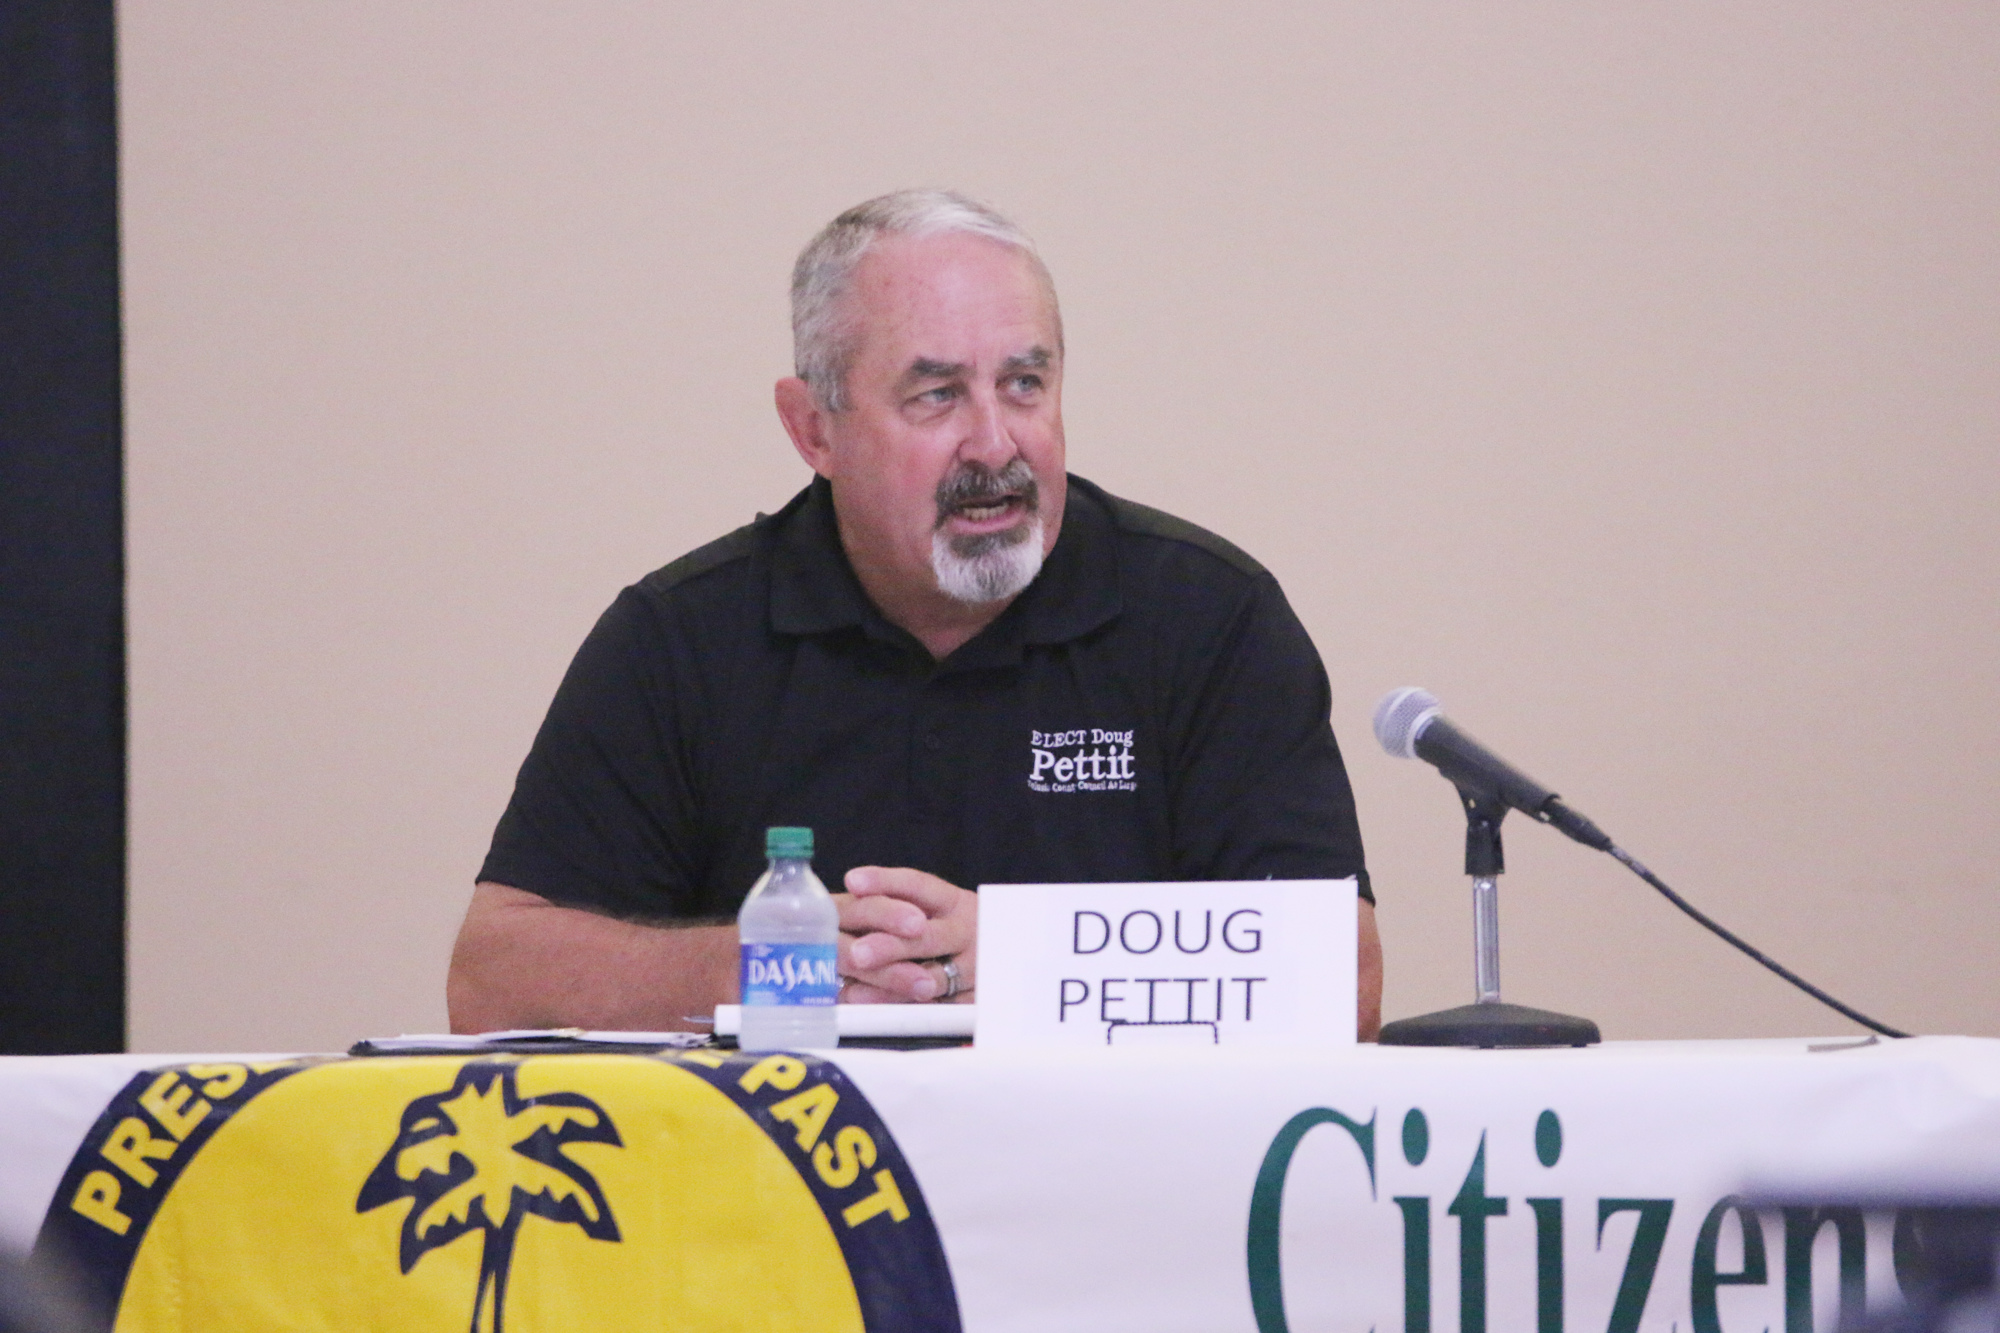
[766,826,813,858]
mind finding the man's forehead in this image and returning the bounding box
[858,228,1039,285]
[853,234,1055,321]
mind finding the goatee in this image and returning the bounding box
[931,458,1045,605]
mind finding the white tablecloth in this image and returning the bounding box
[4,1035,1995,1332]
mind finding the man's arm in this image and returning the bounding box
[447,882,739,1033]
[1357,899,1382,1042]
[451,875,970,1029]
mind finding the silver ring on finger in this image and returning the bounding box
[937,957,962,1002]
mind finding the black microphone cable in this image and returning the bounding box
[1603,843,1909,1039]
[1375,687,1912,1040]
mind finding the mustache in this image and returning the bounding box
[934,458,1039,528]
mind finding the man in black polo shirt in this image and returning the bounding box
[449,190,1383,1037]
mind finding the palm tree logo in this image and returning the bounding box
[357,1061,622,1333]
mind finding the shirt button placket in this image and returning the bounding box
[911,681,951,816]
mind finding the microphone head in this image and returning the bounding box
[1374,687,1442,759]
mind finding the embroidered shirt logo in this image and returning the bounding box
[1028,729,1137,793]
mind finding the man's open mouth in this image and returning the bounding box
[948,494,1025,524]
[936,461,1038,530]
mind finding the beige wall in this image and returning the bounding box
[121,3,2000,1052]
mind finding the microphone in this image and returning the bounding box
[1370,686,1911,1039]
[1373,687,1612,850]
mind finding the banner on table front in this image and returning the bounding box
[34,1051,958,1333]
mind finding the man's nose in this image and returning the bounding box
[957,388,1015,467]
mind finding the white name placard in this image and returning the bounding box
[975,880,1358,1050]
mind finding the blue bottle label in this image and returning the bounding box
[739,942,839,1007]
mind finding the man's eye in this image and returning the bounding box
[915,385,958,406]
[1006,375,1043,395]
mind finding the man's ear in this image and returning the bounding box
[775,377,837,479]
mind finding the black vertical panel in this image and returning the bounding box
[0,0,125,1052]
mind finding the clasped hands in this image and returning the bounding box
[835,867,977,1004]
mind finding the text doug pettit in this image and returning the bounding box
[1060,908,1268,1026]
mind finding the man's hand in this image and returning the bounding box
[836,867,977,1004]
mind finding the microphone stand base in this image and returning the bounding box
[1379,1002,1601,1049]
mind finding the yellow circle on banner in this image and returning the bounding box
[114,1055,864,1333]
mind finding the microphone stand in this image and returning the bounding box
[1378,787,1601,1047]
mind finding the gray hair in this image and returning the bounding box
[791,189,1060,412]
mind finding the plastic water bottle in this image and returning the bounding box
[737,826,840,1051]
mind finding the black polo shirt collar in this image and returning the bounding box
[766,478,871,637]
[764,474,1123,668]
